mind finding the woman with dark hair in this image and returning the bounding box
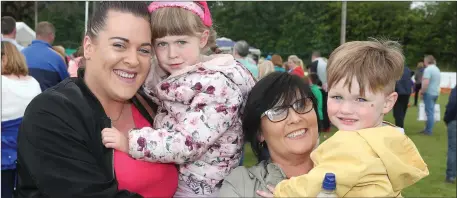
[15,2,178,197]
[219,72,320,197]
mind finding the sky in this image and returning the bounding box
[410,1,426,9]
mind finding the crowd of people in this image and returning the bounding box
[1,1,456,198]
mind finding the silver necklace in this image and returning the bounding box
[110,104,125,123]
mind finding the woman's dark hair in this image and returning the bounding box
[80,1,150,70]
[86,1,150,39]
[242,72,321,162]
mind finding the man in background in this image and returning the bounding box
[1,16,24,51]
[22,21,69,91]
[419,55,441,135]
[233,40,258,79]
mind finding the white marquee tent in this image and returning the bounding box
[15,22,35,48]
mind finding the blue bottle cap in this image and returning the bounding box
[322,173,336,190]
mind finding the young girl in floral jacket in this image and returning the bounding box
[101,1,256,197]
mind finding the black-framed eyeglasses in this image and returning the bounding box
[261,97,314,123]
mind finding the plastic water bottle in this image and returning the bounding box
[316,172,338,198]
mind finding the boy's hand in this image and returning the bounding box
[102,127,128,153]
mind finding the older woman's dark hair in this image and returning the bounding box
[242,72,320,162]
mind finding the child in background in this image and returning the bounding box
[101,1,255,197]
[274,39,429,197]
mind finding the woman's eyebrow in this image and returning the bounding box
[109,37,152,47]
[109,37,129,42]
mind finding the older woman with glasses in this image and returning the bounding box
[219,72,320,197]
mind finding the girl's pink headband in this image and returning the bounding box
[148,1,213,27]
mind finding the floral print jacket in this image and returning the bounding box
[128,54,256,196]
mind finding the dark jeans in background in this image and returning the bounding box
[446,120,456,180]
[414,83,422,106]
[393,94,410,128]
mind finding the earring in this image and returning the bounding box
[258,141,266,149]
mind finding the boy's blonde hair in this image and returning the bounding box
[150,5,216,52]
[327,38,404,96]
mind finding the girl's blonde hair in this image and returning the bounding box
[1,41,28,76]
[52,45,67,64]
[298,58,304,69]
[258,60,275,79]
[288,55,306,71]
[52,45,66,57]
[150,5,216,52]
[288,55,301,65]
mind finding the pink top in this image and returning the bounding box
[114,105,178,197]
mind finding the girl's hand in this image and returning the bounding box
[256,185,275,198]
[102,127,129,153]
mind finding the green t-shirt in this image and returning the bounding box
[310,84,323,120]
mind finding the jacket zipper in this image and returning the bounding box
[112,149,114,178]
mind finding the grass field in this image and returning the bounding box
[241,92,456,197]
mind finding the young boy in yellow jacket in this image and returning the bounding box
[274,39,429,197]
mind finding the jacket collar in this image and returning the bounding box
[31,40,52,48]
[247,160,287,188]
[75,68,111,122]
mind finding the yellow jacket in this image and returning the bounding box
[274,125,429,197]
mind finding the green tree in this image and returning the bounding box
[2,1,454,70]
[211,1,456,70]
[37,1,86,49]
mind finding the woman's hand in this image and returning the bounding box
[102,127,129,153]
[256,185,275,198]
